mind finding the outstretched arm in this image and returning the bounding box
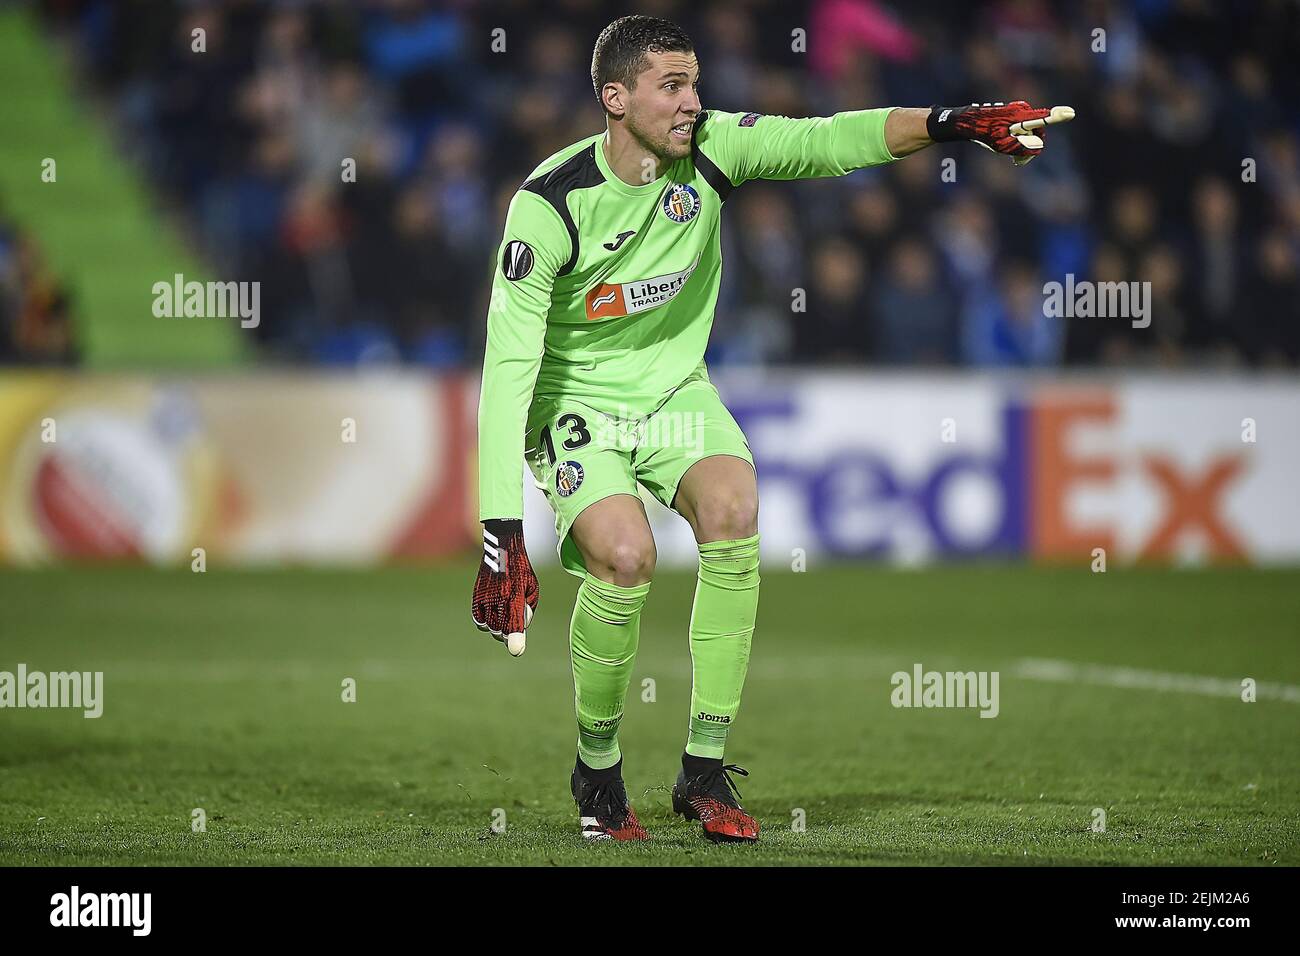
[904,102,1076,164]
[693,102,1073,187]
[883,107,933,157]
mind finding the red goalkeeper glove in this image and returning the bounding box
[927,101,1074,165]
[471,518,539,657]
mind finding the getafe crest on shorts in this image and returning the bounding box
[662,183,701,223]
[585,254,701,320]
[556,460,585,497]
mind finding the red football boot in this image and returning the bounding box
[671,760,760,843]
[571,758,649,842]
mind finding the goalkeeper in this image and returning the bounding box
[471,14,1072,842]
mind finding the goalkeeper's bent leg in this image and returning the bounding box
[686,533,760,758]
[570,574,652,770]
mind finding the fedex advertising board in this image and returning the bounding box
[523,374,1300,567]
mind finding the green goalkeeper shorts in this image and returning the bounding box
[525,377,754,578]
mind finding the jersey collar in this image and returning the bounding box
[594,132,670,197]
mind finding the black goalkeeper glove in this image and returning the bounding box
[470,519,539,657]
[928,101,1074,165]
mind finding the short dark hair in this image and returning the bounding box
[591,15,694,113]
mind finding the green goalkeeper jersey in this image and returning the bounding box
[478,107,898,520]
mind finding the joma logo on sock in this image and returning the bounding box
[890,664,1000,718]
[592,716,622,729]
[50,886,151,936]
[696,711,731,723]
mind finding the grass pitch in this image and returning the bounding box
[1,563,1297,866]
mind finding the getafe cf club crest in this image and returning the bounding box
[662,183,701,224]
[556,460,585,497]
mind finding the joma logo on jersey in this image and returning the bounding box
[585,255,701,320]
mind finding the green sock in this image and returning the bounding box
[686,533,760,758]
[570,574,652,770]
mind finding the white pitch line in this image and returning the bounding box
[33,656,1300,704]
[1014,658,1300,704]
[68,653,914,684]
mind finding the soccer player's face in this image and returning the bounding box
[627,50,701,164]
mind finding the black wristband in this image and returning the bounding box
[482,518,523,538]
[926,104,965,143]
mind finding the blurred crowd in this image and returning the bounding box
[18,0,1300,368]
[0,214,78,365]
